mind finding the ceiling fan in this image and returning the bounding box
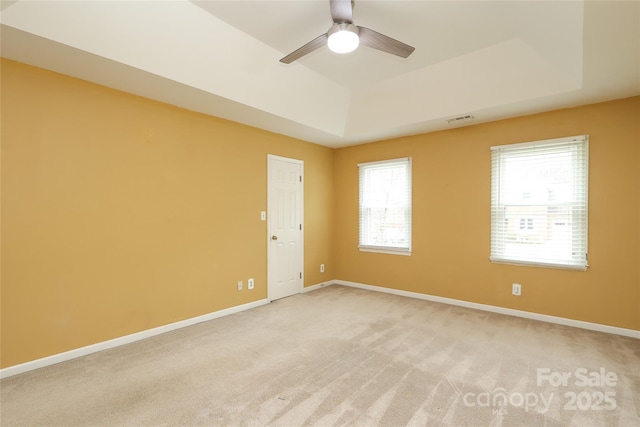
[280,0,415,64]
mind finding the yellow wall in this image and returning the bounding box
[334,96,640,331]
[0,59,334,368]
[2,58,638,369]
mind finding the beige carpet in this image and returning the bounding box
[1,285,638,426]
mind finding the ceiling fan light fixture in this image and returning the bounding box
[327,23,359,54]
[279,1,415,64]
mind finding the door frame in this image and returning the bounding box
[267,154,304,302]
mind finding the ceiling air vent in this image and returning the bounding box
[447,114,475,124]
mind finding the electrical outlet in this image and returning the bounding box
[512,283,522,296]
[320,264,325,273]
[248,278,254,290]
[237,281,243,291]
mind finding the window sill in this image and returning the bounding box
[489,257,588,271]
[359,247,412,256]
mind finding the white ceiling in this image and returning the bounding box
[1,0,639,148]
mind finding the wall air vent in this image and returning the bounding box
[447,114,475,124]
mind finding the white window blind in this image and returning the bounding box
[490,136,589,270]
[359,158,412,254]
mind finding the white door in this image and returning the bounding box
[268,155,303,301]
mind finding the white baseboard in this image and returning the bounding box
[333,280,640,339]
[4,280,637,379]
[0,298,270,379]
[302,281,334,293]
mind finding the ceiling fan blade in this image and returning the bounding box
[357,26,415,58]
[279,33,328,64]
[330,0,354,24]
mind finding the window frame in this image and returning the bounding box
[358,157,412,255]
[490,135,589,271]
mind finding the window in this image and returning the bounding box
[359,158,412,254]
[519,218,534,230]
[490,136,588,270]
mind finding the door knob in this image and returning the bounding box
[271,235,278,240]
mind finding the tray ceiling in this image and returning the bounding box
[1,1,638,147]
